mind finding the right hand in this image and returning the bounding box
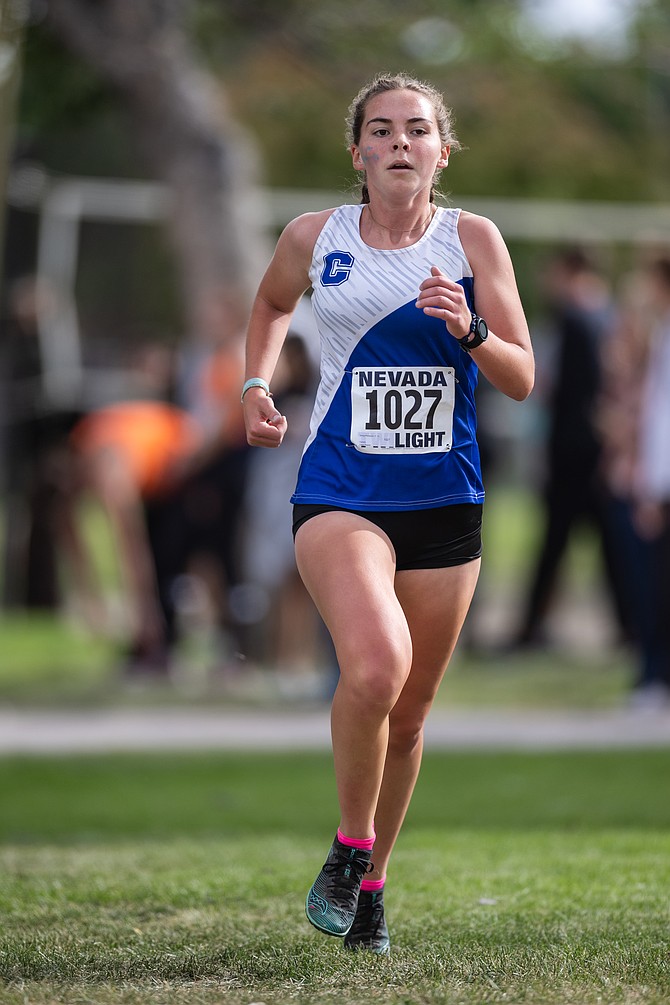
[243,387,288,448]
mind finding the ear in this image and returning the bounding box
[437,144,450,169]
[351,144,365,172]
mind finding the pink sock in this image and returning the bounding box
[361,876,386,892]
[337,826,375,851]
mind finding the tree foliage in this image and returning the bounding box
[16,0,670,203]
[9,0,670,353]
[190,0,670,202]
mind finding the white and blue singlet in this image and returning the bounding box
[290,204,485,512]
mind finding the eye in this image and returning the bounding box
[373,128,390,137]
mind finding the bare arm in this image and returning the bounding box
[415,212,534,401]
[243,210,331,447]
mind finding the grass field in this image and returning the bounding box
[0,486,666,1003]
[1,749,669,1004]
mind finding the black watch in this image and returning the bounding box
[458,313,488,352]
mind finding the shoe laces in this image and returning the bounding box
[322,846,373,909]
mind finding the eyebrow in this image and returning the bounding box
[365,116,432,127]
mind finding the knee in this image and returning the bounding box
[357,666,406,709]
[388,708,428,755]
[338,639,411,710]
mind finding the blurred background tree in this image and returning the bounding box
[41,0,270,340]
[0,0,27,275]
[5,0,669,352]
[192,0,670,203]
[8,0,670,300]
[16,0,670,195]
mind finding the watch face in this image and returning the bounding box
[460,316,487,351]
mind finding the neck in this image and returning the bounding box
[364,204,434,236]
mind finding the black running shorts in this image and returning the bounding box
[292,503,482,571]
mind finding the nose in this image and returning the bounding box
[393,135,410,151]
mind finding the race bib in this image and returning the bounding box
[351,367,455,454]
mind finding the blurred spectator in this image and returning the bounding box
[0,275,77,610]
[60,326,250,680]
[65,396,203,674]
[597,262,654,696]
[507,248,633,650]
[615,255,670,707]
[172,292,252,674]
[241,312,337,699]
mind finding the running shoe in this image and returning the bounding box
[305,835,373,936]
[344,888,391,955]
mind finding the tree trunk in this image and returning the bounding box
[45,0,271,342]
[0,0,28,281]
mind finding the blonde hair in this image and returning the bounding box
[345,72,460,204]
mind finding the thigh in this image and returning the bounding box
[392,559,481,717]
[294,511,412,676]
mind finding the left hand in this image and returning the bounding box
[416,266,472,341]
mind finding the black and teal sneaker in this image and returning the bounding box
[305,835,373,936]
[344,888,391,955]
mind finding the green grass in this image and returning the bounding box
[0,484,660,1002]
[0,613,117,703]
[442,646,632,711]
[1,749,669,1004]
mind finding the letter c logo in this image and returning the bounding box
[320,250,355,287]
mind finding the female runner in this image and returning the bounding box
[242,72,534,954]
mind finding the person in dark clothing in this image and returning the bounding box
[0,276,78,609]
[510,249,633,649]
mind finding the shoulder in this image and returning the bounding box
[457,211,515,277]
[257,209,341,306]
[457,211,506,254]
[278,208,340,259]
[261,209,338,295]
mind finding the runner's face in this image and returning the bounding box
[351,89,449,200]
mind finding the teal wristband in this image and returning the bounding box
[241,377,271,404]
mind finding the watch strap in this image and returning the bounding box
[458,313,487,352]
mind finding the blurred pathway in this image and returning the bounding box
[0,705,669,754]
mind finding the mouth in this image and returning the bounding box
[388,161,412,170]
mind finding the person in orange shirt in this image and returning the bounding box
[60,309,250,679]
[67,400,204,674]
